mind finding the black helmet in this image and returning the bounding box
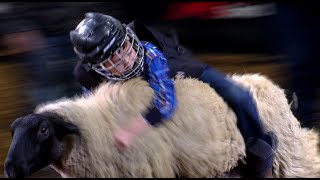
[70,12,145,81]
[70,12,126,64]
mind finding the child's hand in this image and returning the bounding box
[114,128,135,151]
[114,115,151,151]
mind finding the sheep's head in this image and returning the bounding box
[4,112,80,178]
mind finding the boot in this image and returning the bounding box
[245,132,279,178]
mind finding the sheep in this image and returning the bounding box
[4,74,320,178]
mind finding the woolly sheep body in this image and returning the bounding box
[34,74,320,178]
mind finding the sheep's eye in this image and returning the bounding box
[40,127,48,134]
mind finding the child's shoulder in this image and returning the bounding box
[141,41,158,49]
[141,41,164,60]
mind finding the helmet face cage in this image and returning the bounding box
[91,25,145,81]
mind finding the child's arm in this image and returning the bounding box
[143,55,177,126]
[114,54,177,150]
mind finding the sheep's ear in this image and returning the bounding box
[53,119,80,139]
[43,112,80,140]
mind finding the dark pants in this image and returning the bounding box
[199,65,266,141]
[199,65,277,177]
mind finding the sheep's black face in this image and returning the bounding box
[4,112,79,178]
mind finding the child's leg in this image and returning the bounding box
[200,65,265,140]
[199,65,278,177]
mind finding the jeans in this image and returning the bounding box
[199,65,266,142]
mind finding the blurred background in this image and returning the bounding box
[0,2,319,178]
